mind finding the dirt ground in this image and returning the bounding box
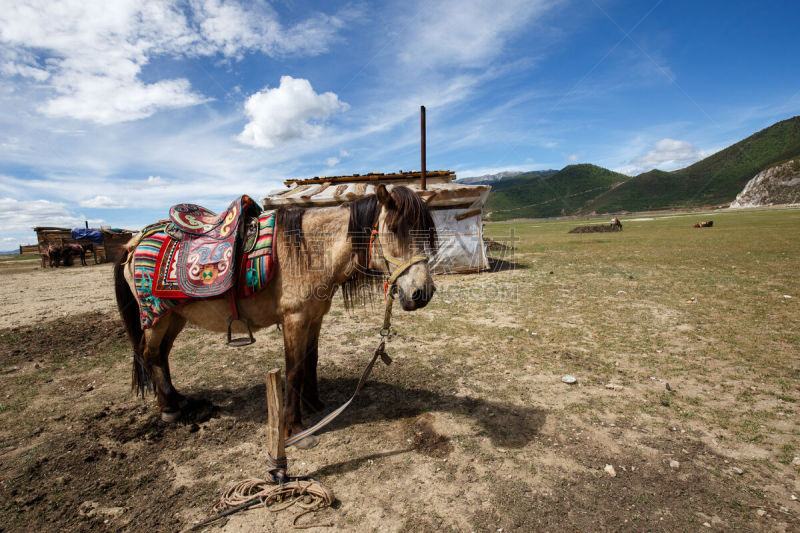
[1,209,799,532]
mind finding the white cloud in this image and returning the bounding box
[326,157,340,167]
[0,0,345,124]
[146,175,165,185]
[567,153,579,162]
[398,0,557,69]
[619,138,708,175]
[238,76,348,148]
[190,0,345,58]
[78,195,129,208]
[0,197,102,246]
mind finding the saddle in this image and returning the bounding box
[166,195,261,298]
[132,195,276,346]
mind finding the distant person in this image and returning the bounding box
[611,217,622,231]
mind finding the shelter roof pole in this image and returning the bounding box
[420,105,426,190]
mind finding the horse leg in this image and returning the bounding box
[282,314,307,434]
[281,313,320,443]
[158,314,188,409]
[301,318,324,412]
[141,315,187,421]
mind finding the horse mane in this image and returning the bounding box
[276,185,438,309]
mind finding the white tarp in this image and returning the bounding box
[429,208,488,273]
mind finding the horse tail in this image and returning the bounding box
[114,251,151,397]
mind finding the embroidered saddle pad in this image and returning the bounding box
[167,195,260,298]
[132,209,276,329]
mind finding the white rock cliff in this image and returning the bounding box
[730,158,800,208]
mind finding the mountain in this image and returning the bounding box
[730,157,800,207]
[583,116,800,213]
[457,169,556,185]
[486,164,630,220]
[484,116,800,219]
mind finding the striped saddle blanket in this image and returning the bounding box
[131,210,276,329]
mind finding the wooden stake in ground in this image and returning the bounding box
[266,368,287,478]
[194,368,334,530]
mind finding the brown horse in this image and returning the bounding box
[114,185,437,440]
[62,243,89,266]
[42,243,61,268]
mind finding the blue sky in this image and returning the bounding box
[1,0,799,249]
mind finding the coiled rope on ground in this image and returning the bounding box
[214,477,335,528]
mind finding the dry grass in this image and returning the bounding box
[0,206,798,531]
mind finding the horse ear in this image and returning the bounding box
[375,184,394,207]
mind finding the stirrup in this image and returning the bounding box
[227,317,255,347]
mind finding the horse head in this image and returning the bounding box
[374,184,437,311]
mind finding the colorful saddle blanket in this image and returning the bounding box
[132,209,276,329]
[167,195,260,298]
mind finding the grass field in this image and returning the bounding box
[0,206,798,531]
[480,208,799,447]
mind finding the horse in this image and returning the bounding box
[42,243,61,268]
[79,242,96,264]
[114,184,437,442]
[62,243,89,266]
[693,220,713,228]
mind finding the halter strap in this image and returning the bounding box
[366,222,428,294]
[384,253,428,287]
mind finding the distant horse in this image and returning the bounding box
[693,221,713,228]
[42,244,61,268]
[115,185,437,440]
[61,243,89,266]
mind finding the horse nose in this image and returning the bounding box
[412,285,436,303]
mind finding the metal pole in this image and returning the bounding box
[420,105,426,190]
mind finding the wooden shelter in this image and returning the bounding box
[263,170,491,273]
[30,226,134,264]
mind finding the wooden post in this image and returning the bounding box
[266,368,286,465]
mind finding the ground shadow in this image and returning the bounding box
[189,374,546,450]
[486,256,529,272]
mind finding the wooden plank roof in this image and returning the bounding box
[284,170,455,186]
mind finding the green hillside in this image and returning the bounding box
[584,115,800,213]
[485,116,800,219]
[486,164,630,220]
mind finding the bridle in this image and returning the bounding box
[367,221,428,297]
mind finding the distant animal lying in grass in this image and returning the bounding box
[568,222,623,233]
[693,221,713,228]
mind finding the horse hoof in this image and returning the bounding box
[293,435,320,450]
[161,410,182,423]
